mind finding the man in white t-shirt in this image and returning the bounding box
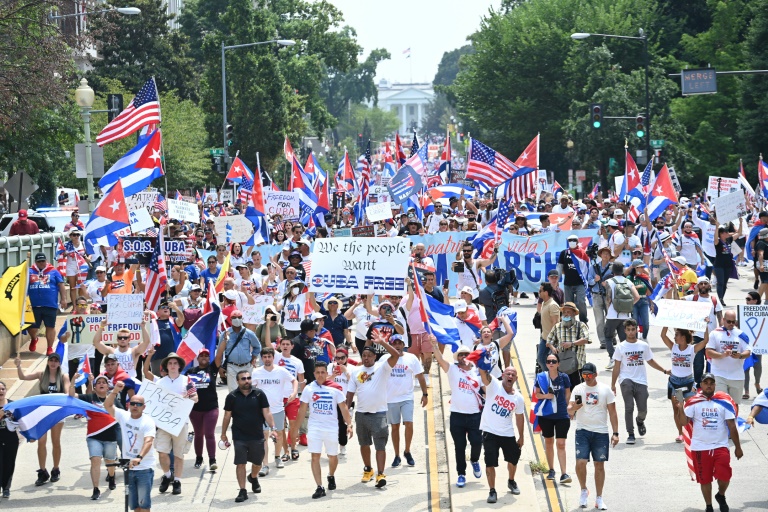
[386,334,428,468]
[567,363,619,510]
[86,266,109,306]
[705,311,753,404]
[606,220,629,265]
[273,337,306,461]
[674,373,743,512]
[603,262,639,370]
[685,276,723,385]
[106,381,157,512]
[252,347,297,476]
[610,319,669,445]
[346,333,399,488]
[478,363,525,504]
[298,361,353,499]
[552,195,574,214]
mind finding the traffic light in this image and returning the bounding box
[210,156,221,173]
[107,94,123,122]
[226,124,234,146]
[590,103,603,129]
[357,133,363,151]
[635,115,646,138]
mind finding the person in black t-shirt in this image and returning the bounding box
[69,374,119,500]
[365,301,404,360]
[292,319,320,384]
[559,234,589,323]
[186,348,220,471]
[221,370,275,503]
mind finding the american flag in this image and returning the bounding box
[154,193,167,212]
[356,141,372,224]
[466,138,521,187]
[503,172,537,202]
[494,199,511,243]
[640,160,653,197]
[144,231,167,311]
[239,173,254,204]
[96,78,161,146]
[410,131,419,156]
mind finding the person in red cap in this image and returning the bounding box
[9,209,39,236]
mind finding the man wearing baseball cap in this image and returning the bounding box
[673,372,744,512]
[567,363,619,510]
[27,252,67,354]
[9,209,39,235]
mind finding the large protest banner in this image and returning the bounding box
[137,380,195,436]
[738,304,768,355]
[266,191,300,220]
[47,313,148,358]
[310,238,410,295]
[211,214,254,244]
[650,299,712,331]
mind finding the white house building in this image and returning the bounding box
[375,79,434,135]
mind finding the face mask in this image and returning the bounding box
[290,288,298,296]
[562,316,572,323]
[231,318,243,327]
[568,241,578,249]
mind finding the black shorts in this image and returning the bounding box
[31,306,58,329]
[233,439,265,466]
[538,417,571,439]
[760,272,768,285]
[482,431,521,467]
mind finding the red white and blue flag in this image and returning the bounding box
[551,180,565,198]
[5,395,116,441]
[99,129,164,197]
[466,138,521,188]
[395,133,407,166]
[144,230,167,311]
[83,179,131,254]
[514,134,539,173]
[759,157,768,198]
[96,77,161,146]
[645,164,678,221]
[588,182,600,200]
[739,160,756,200]
[620,150,642,201]
[176,303,221,365]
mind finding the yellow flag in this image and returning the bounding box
[0,261,35,336]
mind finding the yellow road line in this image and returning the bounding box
[426,374,442,511]
[509,340,563,512]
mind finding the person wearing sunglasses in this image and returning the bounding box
[92,317,151,382]
[105,381,157,512]
[533,353,572,485]
[705,310,753,404]
[567,363,619,510]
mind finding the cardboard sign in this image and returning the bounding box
[107,294,144,324]
[650,299,712,331]
[366,202,393,223]
[351,225,375,238]
[129,208,155,233]
[167,198,199,223]
[738,305,768,355]
[309,238,410,295]
[388,166,423,205]
[266,191,300,220]
[127,188,159,212]
[211,214,253,244]
[242,295,274,325]
[137,380,195,436]
[219,190,233,203]
[707,176,740,199]
[712,191,747,225]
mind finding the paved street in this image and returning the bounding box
[4,266,768,511]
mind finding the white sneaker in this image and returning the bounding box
[339,445,346,457]
[579,489,589,508]
[605,361,615,370]
[595,496,607,510]
[275,457,284,469]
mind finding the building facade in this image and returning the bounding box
[375,79,434,135]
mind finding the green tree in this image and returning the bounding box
[334,104,400,147]
[738,0,768,172]
[87,0,197,100]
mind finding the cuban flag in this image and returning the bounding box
[289,156,318,220]
[83,179,130,254]
[759,157,768,198]
[514,134,539,173]
[175,190,183,201]
[98,129,164,197]
[569,244,594,306]
[645,164,678,221]
[73,355,91,388]
[750,389,768,424]
[195,190,202,202]
[54,327,69,362]
[619,151,642,201]
[457,307,483,338]
[104,366,137,391]
[395,133,408,166]
[311,154,330,214]
[413,268,459,352]
[467,218,497,260]
[176,303,221,365]
[427,184,475,205]
[488,307,517,337]
[4,395,113,441]
[588,182,600,200]
[551,180,565,198]
[739,160,756,200]
[402,194,424,222]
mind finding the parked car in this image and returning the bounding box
[0,208,90,236]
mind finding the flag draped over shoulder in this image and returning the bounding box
[682,391,737,480]
[0,261,34,335]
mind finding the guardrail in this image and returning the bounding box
[0,233,63,269]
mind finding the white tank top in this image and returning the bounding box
[113,348,137,379]
[670,343,694,379]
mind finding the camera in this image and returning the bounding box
[452,261,465,273]
[261,269,269,276]
[586,242,599,261]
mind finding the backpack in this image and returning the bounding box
[610,276,634,314]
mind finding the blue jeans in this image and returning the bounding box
[713,266,730,301]
[633,298,650,339]
[692,336,706,386]
[449,412,482,476]
[128,468,153,510]
[574,429,609,462]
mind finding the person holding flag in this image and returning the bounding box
[28,252,67,355]
[432,342,484,488]
[14,351,70,486]
[67,374,119,500]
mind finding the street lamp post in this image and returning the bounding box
[49,6,141,22]
[571,30,650,164]
[221,39,296,171]
[75,78,96,212]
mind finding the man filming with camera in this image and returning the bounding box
[454,240,500,300]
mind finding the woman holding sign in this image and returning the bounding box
[660,326,707,443]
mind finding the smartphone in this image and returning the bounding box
[443,279,450,289]
[575,395,583,405]
[381,305,393,316]
[674,387,686,404]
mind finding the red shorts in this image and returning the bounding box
[408,332,434,356]
[692,447,732,485]
[284,397,301,421]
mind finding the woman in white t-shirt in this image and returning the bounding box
[229,243,248,268]
[660,326,707,443]
[471,319,514,379]
[278,280,307,337]
[344,295,377,355]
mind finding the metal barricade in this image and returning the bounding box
[0,233,62,270]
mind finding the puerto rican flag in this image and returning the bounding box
[176,303,221,365]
